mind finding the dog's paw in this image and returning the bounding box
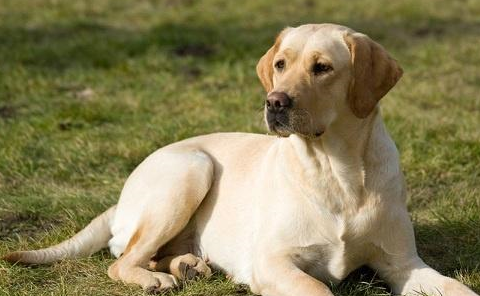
[143,272,178,295]
[172,254,212,280]
[442,278,479,296]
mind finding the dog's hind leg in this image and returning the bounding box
[107,150,214,293]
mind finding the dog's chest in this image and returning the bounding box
[291,207,381,282]
[279,186,384,282]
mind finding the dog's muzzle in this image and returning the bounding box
[265,92,292,131]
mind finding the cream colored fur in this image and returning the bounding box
[4,24,478,296]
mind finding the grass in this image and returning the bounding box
[0,0,479,295]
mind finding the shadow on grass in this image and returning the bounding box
[0,211,55,240]
[0,20,282,72]
[1,15,480,72]
[415,218,480,275]
[333,266,391,296]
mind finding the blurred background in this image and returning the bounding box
[0,0,479,295]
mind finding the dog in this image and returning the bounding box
[4,24,478,296]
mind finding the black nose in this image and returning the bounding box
[266,92,292,112]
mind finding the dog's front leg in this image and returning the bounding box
[369,212,478,296]
[372,254,478,296]
[252,253,334,296]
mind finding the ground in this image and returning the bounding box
[0,0,479,295]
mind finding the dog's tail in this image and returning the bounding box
[3,205,116,264]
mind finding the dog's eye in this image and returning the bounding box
[275,60,285,71]
[312,63,332,75]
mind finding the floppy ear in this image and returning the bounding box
[256,28,291,93]
[343,32,403,118]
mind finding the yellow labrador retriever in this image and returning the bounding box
[4,24,478,296]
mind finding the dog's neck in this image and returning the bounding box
[320,108,379,171]
[285,109,381,208]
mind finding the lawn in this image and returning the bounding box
[0,0,479,295]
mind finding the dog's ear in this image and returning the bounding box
[256,28,291,93]
[343,32,403,118]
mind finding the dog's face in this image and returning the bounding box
[257,24,403,137]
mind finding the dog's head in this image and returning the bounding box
[257,24,403,138]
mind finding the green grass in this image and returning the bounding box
[0,0,479,295]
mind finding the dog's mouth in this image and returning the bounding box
[265,109,324,138]
[265,112,286,137]
[266,111,292,137]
